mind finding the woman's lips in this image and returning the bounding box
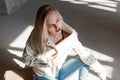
[56,28,61,32]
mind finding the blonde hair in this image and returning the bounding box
[27,4,63,56]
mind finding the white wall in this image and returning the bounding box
[0,0,30,15]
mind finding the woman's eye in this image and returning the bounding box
[56,19,60,22]
[48,25,52,27]
[48,24,53,28]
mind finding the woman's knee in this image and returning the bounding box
[35,75,50,80]
[79,65,90,80]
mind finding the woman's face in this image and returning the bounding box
[46,11,63,36]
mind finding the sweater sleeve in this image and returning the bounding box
[22,44,50,68]
[73,38,107,77]
[62,22,107,77]
[90,60,107,78]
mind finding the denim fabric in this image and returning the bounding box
[58,57,90,80]
[35,57,89,80]
[35,75,52,80]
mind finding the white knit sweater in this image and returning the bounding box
[22,22,107,79]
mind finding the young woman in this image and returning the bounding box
[22,4,107,80]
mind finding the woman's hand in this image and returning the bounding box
[99,74,106,80]
[51,53,58,65]
[100,77,106,80]
[51,52,58,59]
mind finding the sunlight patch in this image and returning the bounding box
[60,0,88,4]
[88,5,117,12]
[96,2,117,8]
[81,0,117,3]
[104,65,114,78]
[7,49,23,57]
[9,25,33,49]
[4,70,24,80]
[85,46,114,63]
[60,0,118,12]
[13,58,25,68]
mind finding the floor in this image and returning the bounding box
[0,0,120,80]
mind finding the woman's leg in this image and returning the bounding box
[58,57,89,80]
[79,65,90,80]
[35,75,50,80]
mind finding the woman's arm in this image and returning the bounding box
[62,22,107,79]
[91,60,107,80]
[73,38,107,80]
[22,44,50,68]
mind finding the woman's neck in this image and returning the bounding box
[50,31,64,44]
[50,30,70,44]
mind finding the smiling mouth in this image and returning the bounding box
[56,28,61,32]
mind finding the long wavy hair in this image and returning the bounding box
[27,4,62,56]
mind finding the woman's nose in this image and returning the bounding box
[54,24,59,29]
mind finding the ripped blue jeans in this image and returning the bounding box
[35,57,90,80]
